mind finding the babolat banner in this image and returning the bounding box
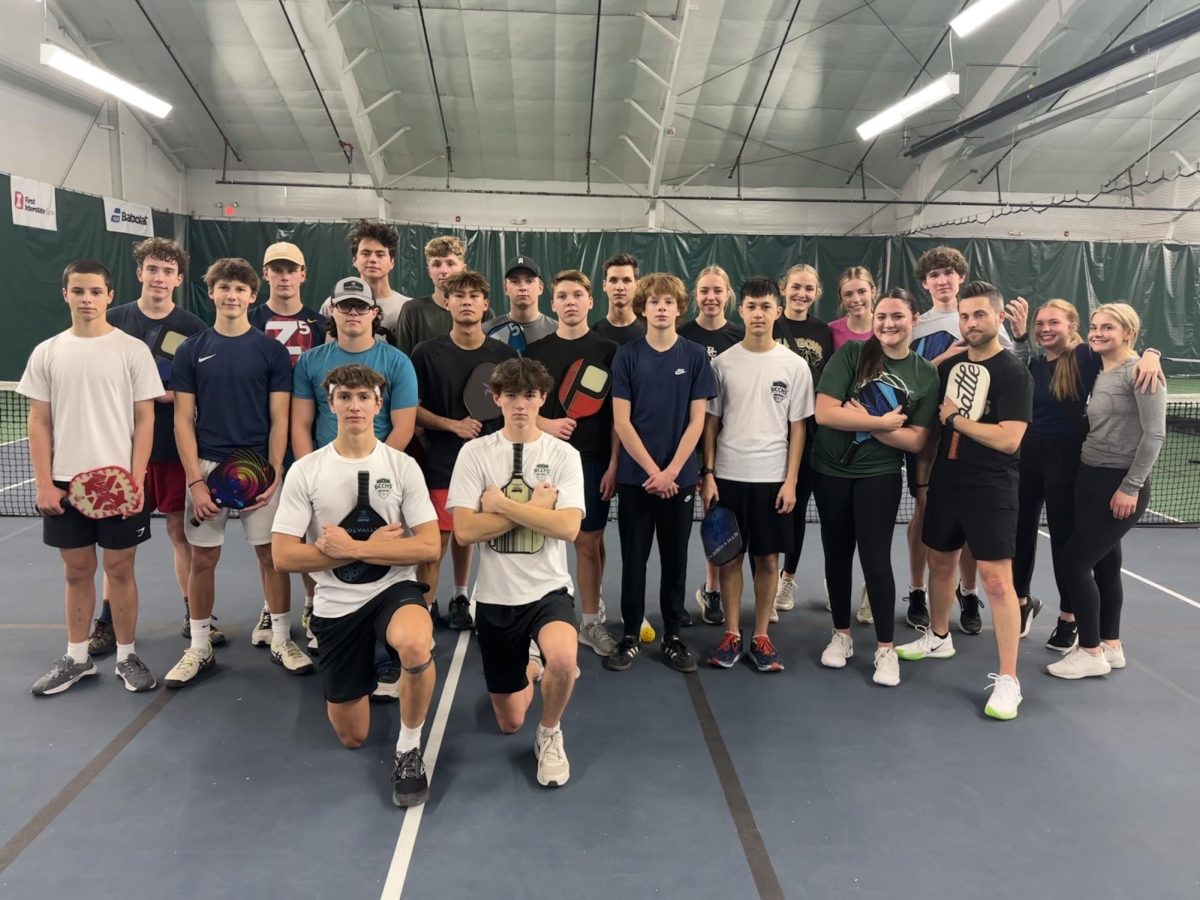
[103,197,153,236]
[10,175,57,231]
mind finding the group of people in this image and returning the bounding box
[18,221,1168,808]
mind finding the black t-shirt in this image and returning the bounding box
[1028,344,1101,438]
[107,302,207,463]
[678,319,744,361]
[932,349,1033,496]
[593,317,646,346]
[773,315,835,380]
[248,304,328,368]
[411,335,519,487]
[525,331,618,462]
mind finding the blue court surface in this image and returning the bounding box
[1,515,1198,899]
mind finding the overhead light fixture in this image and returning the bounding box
[950,0,1023,38]
[40,42,172,118]
[856,73,960,140]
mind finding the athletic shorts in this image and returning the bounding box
[429,488,453,532]
[475,588,576,695]
[904,453,922,499]
[184,459,282,548]
[580,458,612,533]
[922,484,1018,561]
[43,481,152,551]
[714,478,793,558]
[309,580,429,704]
[144,460,187,514]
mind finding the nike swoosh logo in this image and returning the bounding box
[199,355,216,362]
[674,368,686,375]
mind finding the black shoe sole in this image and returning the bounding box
[393,785,430,807]
[602,655,636,671]
[663,654,698,673]
[959,620,983,635]
[448,619,474,631]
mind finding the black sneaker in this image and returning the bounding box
[602,636,640,671]
[905,588,929,629]
[448,595,473,631]
[88,619,116,658]
[391,747,430,807]
[429,599,445,629]
[372,666,401,702]
[180,613,227,646]
[695,587,725,626]
[1019,595,1043,638]
[661,635,698,673]
[1045,618,1079,653]
[957,585,984,635]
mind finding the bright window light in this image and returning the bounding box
[856,73,960,140]
[950,0,1022,38]
[40,42,172,118]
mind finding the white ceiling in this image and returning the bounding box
[44,0,1200,201]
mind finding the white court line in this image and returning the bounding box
[381,629,472,900]
[0,521,38,543]
[1038,528,1199,610]
[0,478,34,495]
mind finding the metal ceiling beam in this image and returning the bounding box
[639,2,693,226]
[1103,103,1200,188]
[277,0,354,164]
[415,0,454,184]
[584,0,602,191]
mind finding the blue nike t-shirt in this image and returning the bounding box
[611,336,717,487]
[293,341,419,448]
[173,327,292,461]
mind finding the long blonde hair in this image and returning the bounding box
[1036,299,1083,401]
[836,266,876,313]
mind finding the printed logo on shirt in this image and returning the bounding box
[533,463,551,482]
[199,354,216,363]
[674,368,687,376]
[704,345,717,360]
[770,380,789,404]
[374,477,393,499]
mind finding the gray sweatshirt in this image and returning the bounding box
[1081,357,1167,495]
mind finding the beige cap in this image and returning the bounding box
[263,242,305,267]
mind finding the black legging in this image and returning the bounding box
[782,440,814,576]
[1013,432,1083,608]
[617,484,693,639]
[812,470,901,644]
[1059,464,1149,649]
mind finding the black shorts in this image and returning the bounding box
[922,485,1018,561]
[43,481,152,551]
[714,478,793,558]
[580,458,612,533]
[475,588,576,695]
[309,580,429,704]
[904,453,921,499]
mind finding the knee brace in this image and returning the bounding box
[402,655,433,676]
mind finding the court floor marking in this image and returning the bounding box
[380,628,473,900]
[0,521,38,543]
[1038,529,1198,609]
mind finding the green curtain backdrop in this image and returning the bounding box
[1,173,1195,380]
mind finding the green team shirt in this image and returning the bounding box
[812,341,939,479]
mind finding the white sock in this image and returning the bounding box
[537,722,560,738]
[582,612,601,626]
[116,642,135,663]
[396,721,424,754]
[909,584,924,593]
[270,613,289,646]
[959,583,977,596]
[190,618,211,651]
[67,641,89,665]
[453,584,468,598]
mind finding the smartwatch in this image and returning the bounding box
[699,466,715,477]
[946,412,960,429]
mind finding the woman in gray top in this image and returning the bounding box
[1047,303,1167,680]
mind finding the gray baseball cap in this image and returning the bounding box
[329,276,376,306]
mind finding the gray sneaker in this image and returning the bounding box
[31,655,97,696]
[114,654,158,692]
[579,621,617,656]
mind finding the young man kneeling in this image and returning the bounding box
[272,364,441,806]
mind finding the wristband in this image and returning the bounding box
[699,466,715,476]
[915,483,929,489]
[188,479,205,488]
[1013,334,1028,343]
[946,412,960,429]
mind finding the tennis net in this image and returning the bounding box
[1,380,1197,525]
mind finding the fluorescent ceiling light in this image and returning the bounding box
[950,0,1022,38]
[40,42,172,118]
[856,73,960,140]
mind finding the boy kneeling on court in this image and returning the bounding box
[448,358,585,788]
[271,364,441,807]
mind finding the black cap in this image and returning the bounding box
[504,256,541,279]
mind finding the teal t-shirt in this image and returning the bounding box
[812,341,938,478]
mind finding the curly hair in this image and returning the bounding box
[348,220,399,259]
[631,273,689,321]
[914,246,968,282]
[132,237,189,276]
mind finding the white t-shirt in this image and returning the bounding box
[17,329,163,481]
[913,307,1013,348]
[272,442,437,618]
[446,431,585,607]
[320,291,410,338]
[707,343,813,483]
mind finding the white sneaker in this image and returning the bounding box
[300,601,313,633]
[163,645,214,688]
[598,596,607,625]
[1047,646,1111,680]
[270,639,315,675]
[535,727,570,787]
[820,630,853,669]
[1102,643,1126,669]
[872,647,900,686]
[250,607,272,647]
[774,577,795,611]
[769,606,779,624]
[895,626,956,661]
[856,585,874,624]
[984,674,1022,720]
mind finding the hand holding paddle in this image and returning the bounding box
[55,467,142,519]
[530,481,558,509]
[189,449,276,526]
[36,483,68,517]
[700,475,719,513]
[943,360,991,459]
